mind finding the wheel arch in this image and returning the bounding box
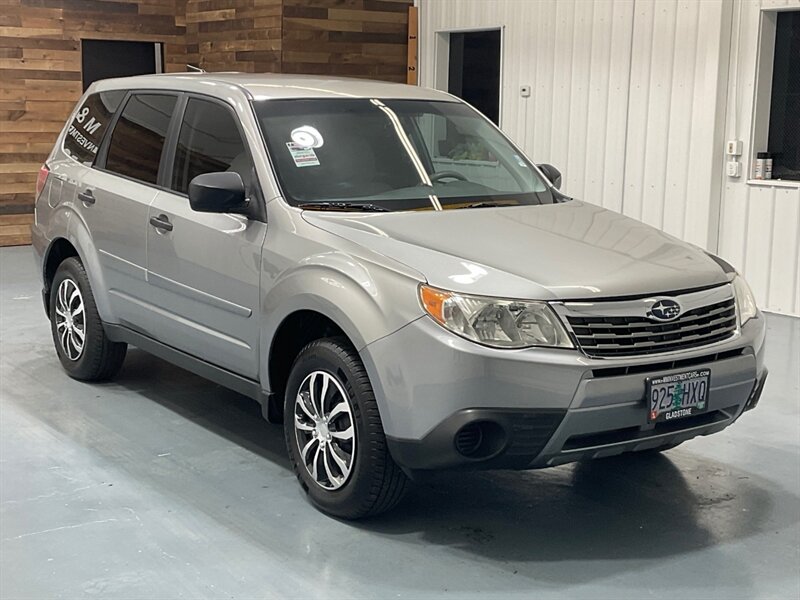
[42,216,112,322]
[262,262,422,423]
[42,237,80,317]
[266,308,351,421]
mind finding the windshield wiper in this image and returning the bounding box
[298,201,390,212]
[464,201,517,209]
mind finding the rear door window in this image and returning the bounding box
[63,90,125,165]
[104,93,178,185]
[170,97,254,195]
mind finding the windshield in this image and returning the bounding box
[253,99,559,212]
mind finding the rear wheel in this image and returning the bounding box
[49,257,127,381]
[284,337,408,519]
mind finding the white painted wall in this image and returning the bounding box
[418,0,800,316]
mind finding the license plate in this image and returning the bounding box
[646,369,710,423]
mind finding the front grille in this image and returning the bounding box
[591,348,745,378]
[567,297,737,358]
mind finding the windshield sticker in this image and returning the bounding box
[513,154,528,168]
[286,142,320,167]
[290,125,324,149]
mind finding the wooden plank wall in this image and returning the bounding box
[0,0,187,246]
[184,0,282,73]
[281,0,411,83]
[0,0,412,246]
[185,0,412,79]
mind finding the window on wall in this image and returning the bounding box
[767,11,800,180]
[753,9,800,182]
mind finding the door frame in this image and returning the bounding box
[432,25,505,128]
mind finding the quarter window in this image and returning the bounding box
[105,93,177,185]
[171,98,253,195]
[63,90,125,165]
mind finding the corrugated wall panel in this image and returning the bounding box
[419,0,729,247]
[719,0,800,316]
[418,0,634,212]
[622,0,730,249]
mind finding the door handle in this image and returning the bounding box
[78,189,95,205]
[149,214,173,232]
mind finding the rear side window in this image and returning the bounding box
[171,97,253,195]
[105,93,177,185]
[63,90,125,165]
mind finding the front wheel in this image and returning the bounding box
[284,337,408,519]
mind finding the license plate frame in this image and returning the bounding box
[645,368,710,423]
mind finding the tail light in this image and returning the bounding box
[35,164,50,199]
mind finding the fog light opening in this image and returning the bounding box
[454,421,506,459]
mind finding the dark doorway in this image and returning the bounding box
[81,39,162,92]
[767,10,800,180]
[448,29,501,124]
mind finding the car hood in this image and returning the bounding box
[301,200,728,300]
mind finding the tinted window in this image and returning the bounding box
[105,94,177,185]
[171,98,253,195]
[63,90,125,165]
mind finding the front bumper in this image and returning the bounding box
[360,314,767,472]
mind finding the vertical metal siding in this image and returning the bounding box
[624,0,731,250]
[419,0,635,212]
[418,0,729,246]
[719,0,800,316]
[418,0,800,315]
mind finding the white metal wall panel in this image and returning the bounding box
[418,0,635,212]
[719,0,800,316]
[418,0,800,315]
[622,0,730,250]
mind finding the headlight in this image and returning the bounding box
[419,285,573,349]
[732,275,757,326]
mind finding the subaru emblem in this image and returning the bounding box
[649,299,682,321]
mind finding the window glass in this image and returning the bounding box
[413,112,522,193]
[767,10,800,180]
[105,94,177,185]
[63,90,125,165]
[254,99,552,212]
[171,98,253,195]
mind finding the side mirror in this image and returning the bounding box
[537,163,562,190]
[188,172,248,214]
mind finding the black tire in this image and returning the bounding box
[284,337,409,519]
[49,257,127,381]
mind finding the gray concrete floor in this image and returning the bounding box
[1,245,798,600]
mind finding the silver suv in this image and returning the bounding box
[32,74,768,519]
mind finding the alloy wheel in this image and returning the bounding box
[294,370,357,490]
[54,278,86,361]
